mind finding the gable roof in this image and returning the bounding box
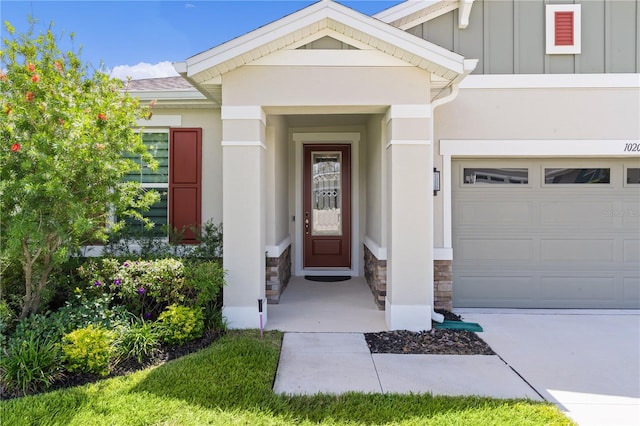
[374,0,475,30]
[174,0,476,104]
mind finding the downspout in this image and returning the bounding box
[429,59,477,324]
[430,84,459,324]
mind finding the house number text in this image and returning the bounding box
[624,143,640,152]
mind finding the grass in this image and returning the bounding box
[1,330,575,425]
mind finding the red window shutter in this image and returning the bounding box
[169,128,202,244]
[555,11,574,46]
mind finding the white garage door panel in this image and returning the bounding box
[541,239,615,263]
[624,278,640,301]
[459,201,532,225]
[541,202,616,226]
[453,159,640,309]
[540,277,616,301]
[456,276,536,302]
[624,240,640,263]
[459,239,533,262]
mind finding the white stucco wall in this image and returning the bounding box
[365,115,386,248]
[265,115,290,248]
[436,87,640,141]
[222,66,431,107]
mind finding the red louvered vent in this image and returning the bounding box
[555,11,574,46]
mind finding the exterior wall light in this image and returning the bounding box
[434,168,440,196]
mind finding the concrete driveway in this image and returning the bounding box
[459,309,640,426]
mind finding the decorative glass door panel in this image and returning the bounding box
[303,145,351,268]
[311,152,342,236]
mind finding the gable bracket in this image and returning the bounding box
[458,0,475,29]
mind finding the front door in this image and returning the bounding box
[303,144,351,268]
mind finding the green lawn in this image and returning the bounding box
[1,331,574,425]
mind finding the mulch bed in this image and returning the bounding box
[364,310,495,356]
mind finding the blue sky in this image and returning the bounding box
[1,1,404,79]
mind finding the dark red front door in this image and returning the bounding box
[303,144,351,268]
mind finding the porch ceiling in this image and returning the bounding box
[174,0,476,105]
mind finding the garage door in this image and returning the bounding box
[452,159,640,309]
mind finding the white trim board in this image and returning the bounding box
[136,115,182,127]
[459,74,640,89]
[364,237,452,261]
[266,236,292,258]
[221,106,267,124]
[439,139,640,250]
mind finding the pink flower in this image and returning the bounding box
[97,113,107,121]
[31,74,40,83]
[0,72,6,81]
[53,61,63,72]
[27,63,35,72]
[11,143,20,152]
[25,92,34,102]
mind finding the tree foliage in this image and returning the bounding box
[0,20,158,318]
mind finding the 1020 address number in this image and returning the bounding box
[625,143,640,152]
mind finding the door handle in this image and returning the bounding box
[304,212,310,235]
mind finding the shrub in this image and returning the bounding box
[0,335,63,397]
[12,290,130,343]
[190,220,223,260]
[184,261,225,329]
[0,299,14,337]
[102,226,191,259]
[61,325,115,376]
[114,320,160,364]
[155,305,204,346]
[79,258,193,318]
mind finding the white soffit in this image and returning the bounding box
[374,0,475,30]
[177,0,468,84]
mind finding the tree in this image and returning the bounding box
[0,21,159,319]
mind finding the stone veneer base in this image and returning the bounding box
[266,245,292,304]
[364,244,453,312]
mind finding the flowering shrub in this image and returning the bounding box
[79,258,195,318]
[155,305,204,346]
[61,325,115,376]
[0,22,158,319]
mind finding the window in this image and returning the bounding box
[464,168,529,184]
[627,168,640,184]
[545,168,610,184]
[546,4,581,54]
[123,131,169,236]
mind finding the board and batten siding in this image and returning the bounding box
[407,0,640,74]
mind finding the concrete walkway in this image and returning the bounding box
[273,332,541,399]
[266,278,640,425]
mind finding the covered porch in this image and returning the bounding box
[174,0,476,331]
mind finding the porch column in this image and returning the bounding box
[385,105,434,331]
[221,106,267,328]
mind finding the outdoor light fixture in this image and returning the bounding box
[433,168,440,196]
